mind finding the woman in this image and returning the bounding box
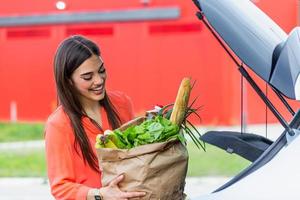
[45,35,146,200]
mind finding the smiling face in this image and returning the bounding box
[70,54,107,106]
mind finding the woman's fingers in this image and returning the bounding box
[121,191,146,198]
[108,174,124,187]
[106,175,146,199]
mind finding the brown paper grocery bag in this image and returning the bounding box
[96,139,188,200]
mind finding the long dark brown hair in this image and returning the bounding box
[54,35,121,171]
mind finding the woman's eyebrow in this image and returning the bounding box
[80,72,93,76]
[80,63,104,76]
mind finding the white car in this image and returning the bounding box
[191,0,300,199]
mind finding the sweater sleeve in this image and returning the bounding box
[45,120,91,200]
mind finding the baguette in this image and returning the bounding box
[170,77,192,126]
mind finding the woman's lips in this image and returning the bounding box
[90,85,104,95]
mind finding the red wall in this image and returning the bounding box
[0,0,299,125]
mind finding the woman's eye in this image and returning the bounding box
[82,76,92,81]
[99,68,106,74]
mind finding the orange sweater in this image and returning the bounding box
[45,91,134,200]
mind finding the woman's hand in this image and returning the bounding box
[100,174,146,200]
[88,174,146,200]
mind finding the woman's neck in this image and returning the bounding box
[82,101,102,126]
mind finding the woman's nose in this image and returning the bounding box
[94,73,104,85]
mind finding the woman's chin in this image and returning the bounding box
[84,90,106,102]
[94,92,105,101]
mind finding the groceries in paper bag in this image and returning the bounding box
[95,78,204,200]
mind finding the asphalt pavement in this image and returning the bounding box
[0,176,230,200]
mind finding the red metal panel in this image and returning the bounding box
[0,25,57,121]
[0,0,180,15]
[0,0,299,125]
[255,0,298,32]
[149,23,202,34]
[66,27,114,36]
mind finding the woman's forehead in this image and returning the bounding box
[75,55,103,74]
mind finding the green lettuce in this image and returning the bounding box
[114,116,184,149]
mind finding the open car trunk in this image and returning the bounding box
[191,0,300,199]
